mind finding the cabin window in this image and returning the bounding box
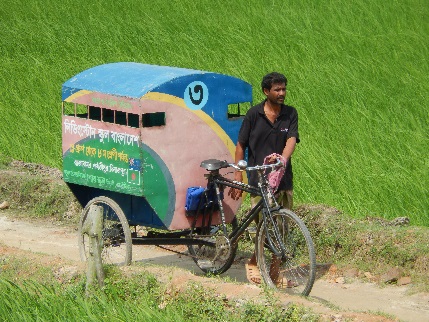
[89,106,102,121]
[63,102,76,116]
[142,112,166,127]
[102,108,115,123]
[63,102,88,117]
[227,102,251,118]
[128,113,140,128]
[62,102,140,128]
[76,105,88,118]
[115,110,127,126]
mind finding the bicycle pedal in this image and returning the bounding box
[197,260,213,269]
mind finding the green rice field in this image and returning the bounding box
[0,0,428,225]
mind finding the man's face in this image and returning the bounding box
[264,82,286,105]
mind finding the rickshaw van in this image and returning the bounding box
[62,62,252,230]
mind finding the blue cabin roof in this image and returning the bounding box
[62,62,252,104]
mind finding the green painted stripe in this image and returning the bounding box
[141,142,175,226]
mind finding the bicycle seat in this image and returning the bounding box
[200,159,228,171]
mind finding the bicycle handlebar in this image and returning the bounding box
[228,158,283,172]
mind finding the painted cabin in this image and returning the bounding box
[62,62,252,230]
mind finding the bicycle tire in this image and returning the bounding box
[256,208,316,296]
[78,196,132,266]
[188,217,238,275]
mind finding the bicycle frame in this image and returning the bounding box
[198,167,288,260]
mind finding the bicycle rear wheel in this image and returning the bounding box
[188,217,238,275]
[256,209,316,296]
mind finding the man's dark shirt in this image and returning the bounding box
[238,100,300,190]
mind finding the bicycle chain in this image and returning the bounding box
[155,244,198,259]
[155,235,233,261]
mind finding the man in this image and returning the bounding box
[228,72,300,284]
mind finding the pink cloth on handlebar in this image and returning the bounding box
[263,153,286,192]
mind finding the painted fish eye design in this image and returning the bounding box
[184,81,209,110]
[189,84,203,105]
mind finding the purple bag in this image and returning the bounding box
[263,153,286,192]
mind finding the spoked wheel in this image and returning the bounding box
[188,217,238,275]
[78,196,132,266]
[256,209,316,296]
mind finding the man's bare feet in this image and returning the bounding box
[246,254,261,284]
[245,260,261,284]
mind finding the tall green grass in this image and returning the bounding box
[0,279,182,322]
[0,0,428,224]
[0,266,316,322]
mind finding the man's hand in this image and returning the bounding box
[228,171,243,200]
[264,153,287,168]
[267,154,278,164]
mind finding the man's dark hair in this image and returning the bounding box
[261,72,287,92]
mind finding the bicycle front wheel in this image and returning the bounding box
[256,208,316,296]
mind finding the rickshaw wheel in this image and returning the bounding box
[78,196,132,266]
[188,217,238,275]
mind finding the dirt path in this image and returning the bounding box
[1,214,428,321]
